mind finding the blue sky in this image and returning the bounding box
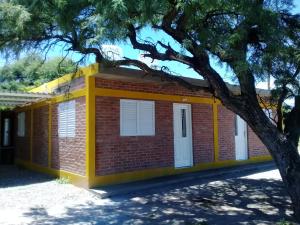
[1,1,300,86]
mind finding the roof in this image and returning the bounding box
[0,91,52,107]
[29,63,99,94]
[29,63,271,97]
[96,66,271,97]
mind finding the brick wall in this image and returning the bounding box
[217,105,270,160]
[54,77,85,94]
[95,94,217,175]
[248,127,269,157]
[218,105,236,161]
[32,106,49,167]
[15,97,86,175]
[95,97,174,175]
[246,108,273,158]
[95,78,212,97]
[192,104,214,163]
[15,75,271,179]
[15,110,31,161]
[51,97,86,175]
[94,78,271,175]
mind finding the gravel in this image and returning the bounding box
[0,165,295,225]
[0,166,114,225]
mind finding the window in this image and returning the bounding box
[17,112,25,137]
[181,109,187,137]
[58,100,76,137]
[3,118,12,146]
[120,99,155,136]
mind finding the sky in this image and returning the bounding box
[1,1,300,90]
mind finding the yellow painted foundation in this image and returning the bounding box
[16,159,89,188]
[91,156,272,187]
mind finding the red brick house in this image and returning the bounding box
[10,63,272,188]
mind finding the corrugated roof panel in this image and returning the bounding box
[0,91,52,107]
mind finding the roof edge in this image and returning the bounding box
[29,63,100,93]
[98,66,271,97]
[29,63,271,97]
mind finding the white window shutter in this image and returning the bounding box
[138,101,155,135]
[58,103,67,137]
[120,99,155,136]
[58,100,76,137]
[67,100,76,137]
[17,112,25,137]
[120,100,138,136]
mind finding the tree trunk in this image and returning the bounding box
[284,96,300,147]
[268,139,300,220]
[241,106,300,221]
[197,63,300,219]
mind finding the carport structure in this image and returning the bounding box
[0,91,51,164]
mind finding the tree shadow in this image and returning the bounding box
[0,165,52,188]
[23,171,295,225]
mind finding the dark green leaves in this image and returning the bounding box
[0,54,76,91]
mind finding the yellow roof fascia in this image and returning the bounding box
[29,63,100,93]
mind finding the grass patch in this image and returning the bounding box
[55,176,70,184]
[277,219,294,225]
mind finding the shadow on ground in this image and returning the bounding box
[0,165,52,188]
[22,172,295,225]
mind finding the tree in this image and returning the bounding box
[267,48,300,145]
[1,0,300,220]
[0,54,76,91]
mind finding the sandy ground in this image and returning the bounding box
[0,165,296,225]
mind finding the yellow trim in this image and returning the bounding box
[213,102,219,161]
[48,102,52,168]
[52,89,86,104]
[95,87,220,104]
[30,63,100,93]
[19,99,50,111]
[15,89,86,112]
[249,155,272,161]
[85,76,96,187]
[30,109,33,162]
[259,102,277,110]
[16,159,89,187]
[91,155,272,187]
[13,62,275,189]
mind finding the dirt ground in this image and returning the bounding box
[0,164,296,225]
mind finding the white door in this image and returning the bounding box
[234,115,248,160]
[173,103,193,168]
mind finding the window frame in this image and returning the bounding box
[58,100,76,138]
[17,112,25,137]
[120,99,155,136]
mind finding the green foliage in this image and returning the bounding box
[0,0,298,115]
[0,0,299,104]
[0,54,76,91]
[0,0,296,74]
[55,176,70,184]
[2,0,300,219]
[277,218,294,225]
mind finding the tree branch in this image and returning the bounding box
[106,58,202,91]
[127,24,194,67]
[127,23,241,106]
